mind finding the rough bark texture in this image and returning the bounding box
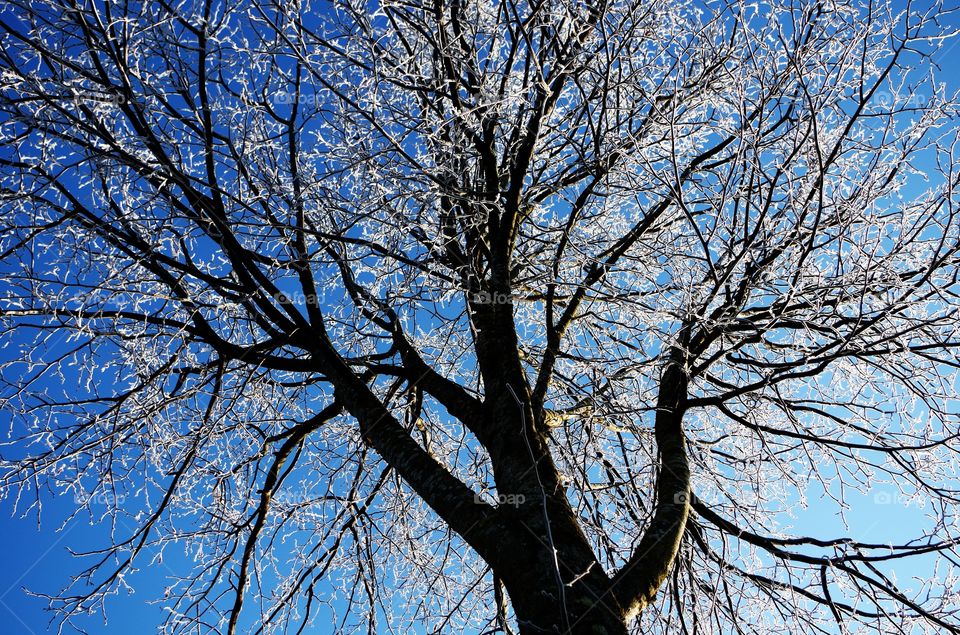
[473,339,691,632]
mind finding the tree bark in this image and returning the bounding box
[611,353,690,620]
[495,504,630,634]
[481,352,690,633]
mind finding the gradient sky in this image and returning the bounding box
[1,2,959,634]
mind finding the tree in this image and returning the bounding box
[1,0,959,632]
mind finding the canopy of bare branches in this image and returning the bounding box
[1,0,959,633]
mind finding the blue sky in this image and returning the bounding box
[1,2,960,634]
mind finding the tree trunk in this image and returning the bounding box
[492,487,631,634]
[508,587,629,635]
[501,547,630,634]
[488,353,690,633]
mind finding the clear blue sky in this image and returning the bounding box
[1,3,959,634]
